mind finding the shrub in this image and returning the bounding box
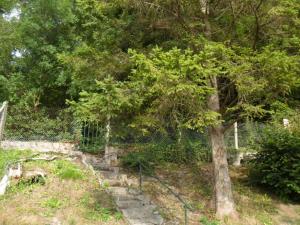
[121,151,155,175]
[250,126,300,200]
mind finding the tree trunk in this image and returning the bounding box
[200,0,237,218]
[208,76,237,219]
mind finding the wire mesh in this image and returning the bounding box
[3,108,79,142]
[2,106,264,159]
[224,121,264,151]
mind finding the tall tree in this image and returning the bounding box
[125,0,299,218]
[8,0,76,108]
[201,0,237,218]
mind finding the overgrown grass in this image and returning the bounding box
[234,181,276,225]
[42,197,63,209]
[54,160,84,180]
[200,216,220,225]
[0,149,32,177]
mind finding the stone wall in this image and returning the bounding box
[0,140,77,155]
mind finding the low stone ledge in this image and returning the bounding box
[0,140,79,155]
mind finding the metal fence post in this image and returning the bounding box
[184,205,188,225]
[139,161,142,192]
[0,101,8,142]
[234,121,239,150]
[233,121,243,166]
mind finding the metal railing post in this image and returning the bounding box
[0,101,8,142]
[139,161,142,192]
[184,205,188,225]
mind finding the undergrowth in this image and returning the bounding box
[54,160,84,180]
[42,197,64,209]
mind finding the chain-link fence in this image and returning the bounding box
[2,105,264,162]
[3,108,79,142]
[224,121,264,151]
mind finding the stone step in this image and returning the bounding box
[83,152,164,225]
[122,208,164,225]
[109,186,141,196]
[127,218,163,225]
[91,162,110,170]
[108,186,128,195]
[101,179,124,187]
[116,199,156,210]
[100,170,119,179]
[108,187,143,201]
[125,221,158,225]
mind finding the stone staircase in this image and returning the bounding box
[84,148,164,225]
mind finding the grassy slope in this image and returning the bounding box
[0,150,125,225]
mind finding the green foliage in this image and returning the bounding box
[6,0,77,108]
[143,141,210,164]
[128,46,223,133]
[129,41,299,136]
[250,127,300,200]
[270,101,297,122]
[4,176,45,197]
[121,134,211,172]
[54,160,84,180]
[270,103,300,133]
[226,46,299,120]
[5,105,76,141]
[69,76,132,122]
[85,205,113,221]
[256,213,273,225]
[121,151,154,174]
[1,0,299,144]
[0,12,19,87]
[200,216,220,225]
[18,174,46,186]
[0,0,17,13]
[0,76,9,102]
[42,197,63,209]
